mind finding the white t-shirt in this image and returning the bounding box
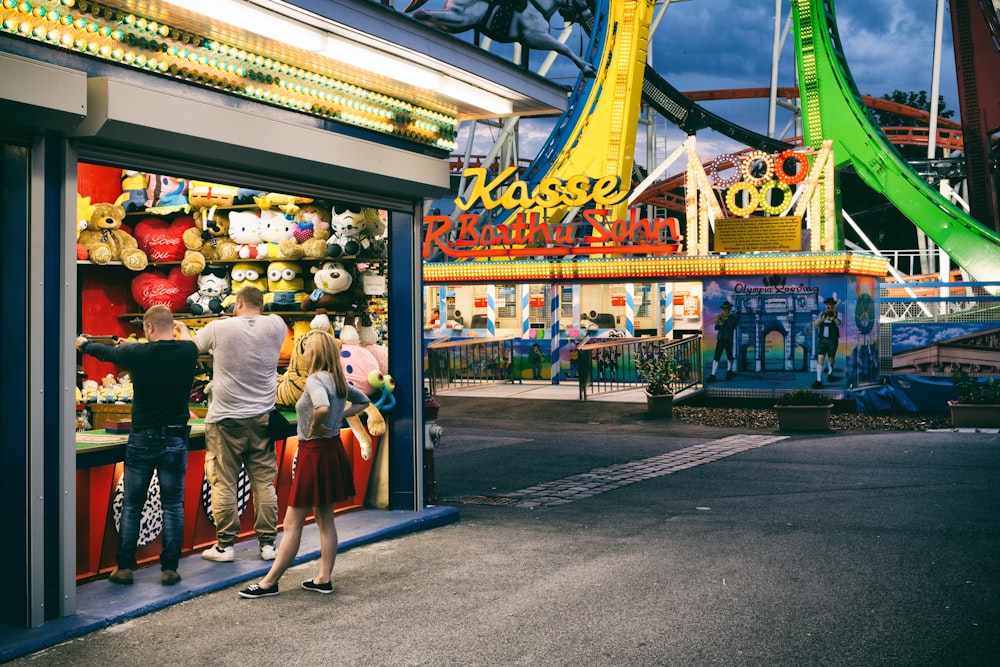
[196,314,288,422]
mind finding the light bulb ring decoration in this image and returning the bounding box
[708,154,741,188]
[741,150,774,186]
[725,182,759,217]
[758,180,793,216]
[774,149,809,185]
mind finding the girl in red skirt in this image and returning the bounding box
[240,330,370,598]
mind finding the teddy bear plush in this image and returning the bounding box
[357,207,388,258]
[78,203,149,270]
[278,204,329,260]
[181,209,240,275]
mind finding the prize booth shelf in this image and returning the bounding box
[74,414,378,582]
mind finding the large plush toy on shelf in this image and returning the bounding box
[76,193,93,260]
[145,174,188,209]
[337,325,382,396]
[258,209,300,259]
[188,180,238,208]
[221,261,268,311]
[114,170,148,213]
[301,261,364,316]
[78,203,149,270]
[181,209,240,275]
[186,267,230,315]
[327,207,365,258]
[263,260,307,311]
[133,215,196,263]
[131,267,197,312]
[278,203,329,259]
[228,210,268,259]
[275,311,384,460]
[253,192,314,215]
[358,207,388,258]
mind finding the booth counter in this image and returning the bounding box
[74,413,377,582]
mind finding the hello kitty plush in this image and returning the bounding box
[259,209,301,259]
[228,210,268,259]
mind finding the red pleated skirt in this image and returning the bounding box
[289,436,355,508]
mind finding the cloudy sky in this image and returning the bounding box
[440,0,961,168]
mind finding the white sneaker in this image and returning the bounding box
[202,544,236,562]
[259,544,277,561]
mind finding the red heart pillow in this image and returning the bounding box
[133,215,196,262]
[131,268,196,312]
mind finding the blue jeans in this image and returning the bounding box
[119,428,189,571]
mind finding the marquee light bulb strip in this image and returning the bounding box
[0,0,458,151]
[422,252,888,284]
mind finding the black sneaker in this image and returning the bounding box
[302,580,334,594]
[706,376,716,383]
[239,582,279,599]
[811,381,823,389]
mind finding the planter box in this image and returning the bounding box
[948,401,1000,428]
[774,404,833,432]
[645,391,674,418]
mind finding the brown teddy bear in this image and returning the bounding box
[181,209,240,276]
[78,203,148,271]
[277,202,330,260]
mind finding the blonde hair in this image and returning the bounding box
[303,330,348,397]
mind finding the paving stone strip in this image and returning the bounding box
[455,434,787,509]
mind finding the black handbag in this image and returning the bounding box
[267,409,291,439]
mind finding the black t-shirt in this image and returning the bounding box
[82,339,199,428]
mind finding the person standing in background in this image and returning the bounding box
[183,285,288,562]
[77,305,199,586]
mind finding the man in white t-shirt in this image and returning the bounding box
[189,285,288,562]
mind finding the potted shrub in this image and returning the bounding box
[948,370,1000,428]
[774,387,833,431]
[635,343,683,418]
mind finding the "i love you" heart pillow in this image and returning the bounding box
[133,215,196,263]
[131,267,196,313]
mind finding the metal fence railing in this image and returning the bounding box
[577,335,703,400]
[426,336,516,395]
[879,281,1000,378]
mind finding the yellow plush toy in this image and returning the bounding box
[78,203,148,270]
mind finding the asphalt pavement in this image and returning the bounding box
[7,392,999,666]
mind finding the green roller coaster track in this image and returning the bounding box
[793,0,1000,282]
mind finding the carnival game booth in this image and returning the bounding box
[423,142,888,398]
[0,0,566,629]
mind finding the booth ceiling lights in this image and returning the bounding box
[0,0,477,151]
[422,253,889,285]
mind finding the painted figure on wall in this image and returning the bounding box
[707,300,738,382]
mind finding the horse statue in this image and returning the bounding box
[404,0,597,76]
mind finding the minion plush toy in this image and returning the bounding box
[221,261,268,311]
[263,260,307,311]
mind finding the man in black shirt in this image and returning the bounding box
[77,305,199,586]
